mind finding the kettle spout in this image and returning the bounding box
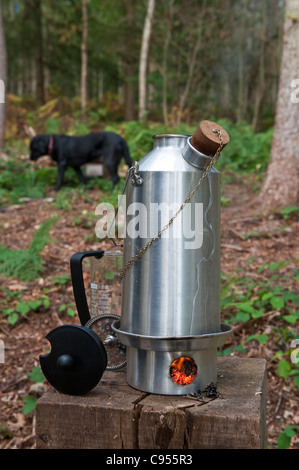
[182,120,230,169]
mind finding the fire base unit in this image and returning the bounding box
[114,321,231,395]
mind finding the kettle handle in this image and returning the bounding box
[70,251,105,326]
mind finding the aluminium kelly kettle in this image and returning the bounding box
[40,120,231,396]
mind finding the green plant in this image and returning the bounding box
[271,339,299,391]
[35,167,58,187]
[220,261,299,374]
[243,230,259,239]
[45,116,61,134]
[58,303,76,317]
[51,273,71,285]
[22,366,44,415]
[214,119,273,173]
[0,216,59,281]
[2,295,50,325]
[221,196,231,207]
[52,188,73,210]
[103,119,273,175]
[278,206,299,220]
[71,120,90,135]
[26,366,44,383]
[277,426,299,449]
[220,261,299,448]
[221,261,298,325]
[88,108,107,126]
[0,159,47,205]
[95,176,125,209]
[104,121,166,162]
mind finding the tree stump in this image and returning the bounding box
[36,357,267,449]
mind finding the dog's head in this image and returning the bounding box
[30,135,51,161]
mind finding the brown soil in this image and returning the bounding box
[0,172,298,449]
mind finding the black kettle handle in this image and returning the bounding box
[70,251,105,326]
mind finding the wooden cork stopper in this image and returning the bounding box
[190,120,230,156]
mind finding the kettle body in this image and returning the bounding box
[114,127,231,395]
[121,134,221,337]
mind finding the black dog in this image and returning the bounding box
[30,132,133,190]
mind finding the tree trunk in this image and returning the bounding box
[258,0,299,211]
[34,0,45,107]
[124,61,135,121]
[174,0,206,127]
[251,0,267,132]
[98,69,104,101]
[138,0,155,121]
[123,0,136,121]
[0,2,6,150]
[161,0,174,127]
[236,0,247,123]
[81,0,88,121]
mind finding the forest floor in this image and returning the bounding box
[0,168,298,450]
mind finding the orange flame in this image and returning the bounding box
[170,357,197,385]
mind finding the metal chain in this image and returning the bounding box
[120,129,224,280]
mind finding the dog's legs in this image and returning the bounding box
[105,163,120,187]
[73,166,88,185]
[55,164,66,191]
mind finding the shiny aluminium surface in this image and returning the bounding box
[118,133,227,395]
[125,347,217,395]
[113,321,232,352]
[121,134,221,338]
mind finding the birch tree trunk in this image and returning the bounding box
[0,3,6,150]
[138,0,155,121]
[258,0,299,211]
[81,0,88,120]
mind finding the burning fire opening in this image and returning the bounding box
[170,357,197,386]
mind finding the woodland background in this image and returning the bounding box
[2,0,285,130]
[0,0,298,450]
